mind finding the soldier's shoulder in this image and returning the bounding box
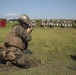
[13,24,22,29]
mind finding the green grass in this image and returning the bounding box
[0,23,76,75]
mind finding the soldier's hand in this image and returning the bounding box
[26,27,33,33]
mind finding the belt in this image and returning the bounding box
[4,43,24,51]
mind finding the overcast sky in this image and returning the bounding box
[0,0,76,19]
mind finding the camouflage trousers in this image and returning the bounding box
[0,46,30,68]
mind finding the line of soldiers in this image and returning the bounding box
[8,19,76,28]
[41,19,73,28]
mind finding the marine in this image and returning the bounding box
[0,14,33,68]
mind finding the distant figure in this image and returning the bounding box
[51,20,54,27]
[32,20,35,27]
[62,21,67,27]
[67,21,72,27]
[56,20,60,27]
[41,19,45,27]
[47,19,51,26]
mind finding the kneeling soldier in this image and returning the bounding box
[0,14,33,68]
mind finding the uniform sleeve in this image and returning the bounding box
[15,25,32,42]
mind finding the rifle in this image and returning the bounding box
[25,24,34,33]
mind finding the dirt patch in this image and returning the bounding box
[0,58,41,72]
[0,63,21,72]
[29,58,41,67]
[67,66,76,71]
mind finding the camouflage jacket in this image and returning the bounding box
[4,24,32,50]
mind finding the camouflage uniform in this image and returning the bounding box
[5,25,32,67]
[0,24,32,68]
[0,14,33,68]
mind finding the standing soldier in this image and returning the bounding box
[47,19,51,27]
[56,20,60,27]
[32,20,35,27]
[67,21,72,27]
[51,20,54,27]
[41,19,45,27]
[0,14,33,68]
[61,20,66,28]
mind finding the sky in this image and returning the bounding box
[0,0,76,20]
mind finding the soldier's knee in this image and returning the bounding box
[14,54,30,68]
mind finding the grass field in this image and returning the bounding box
[0,23,76,75]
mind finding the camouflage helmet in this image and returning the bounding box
[18,14,30,24]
